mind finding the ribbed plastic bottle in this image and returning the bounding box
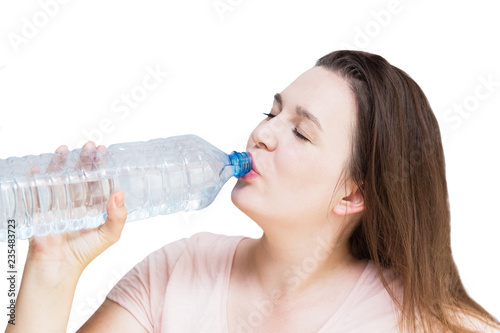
[0,135,252,241]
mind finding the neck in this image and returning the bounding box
[245,223,357,301]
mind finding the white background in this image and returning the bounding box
[0,0,499,331]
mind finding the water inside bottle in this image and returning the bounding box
[1,175,114,238]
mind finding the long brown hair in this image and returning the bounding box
[316,50,500,333]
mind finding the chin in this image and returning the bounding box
[231,182,264,222]
[231,181,249,212]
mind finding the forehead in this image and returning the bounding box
[280,66,356,134]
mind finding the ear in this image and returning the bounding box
[332,186,365,216]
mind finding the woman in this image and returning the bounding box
[7,50,500,333]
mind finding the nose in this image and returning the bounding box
[251,118,280,151]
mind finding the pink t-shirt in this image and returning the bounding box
[106,232,408,332]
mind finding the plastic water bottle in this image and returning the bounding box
[0,135,252,241]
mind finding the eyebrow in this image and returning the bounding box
[274,93,323,131]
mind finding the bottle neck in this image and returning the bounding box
[228,151,252,178]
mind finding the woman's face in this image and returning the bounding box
[231,66,358,230]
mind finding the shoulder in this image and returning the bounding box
[334,261,404,332]
[106,233,245,331]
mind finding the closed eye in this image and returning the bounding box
[293,128,309,141]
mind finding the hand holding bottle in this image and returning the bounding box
[26,142,128,271]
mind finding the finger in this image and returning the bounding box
[95,145,108,166]
[47,145,69,173]
[83,141,96,149]
[77,141,96,169]
[98,191,127,246]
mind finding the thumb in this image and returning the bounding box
[98,191,127,246]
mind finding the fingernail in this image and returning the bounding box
[115,195,124,207]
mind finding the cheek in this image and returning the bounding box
[289,168,337,206]
[274,149,339,208]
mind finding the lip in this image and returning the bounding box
[240,169,260,180]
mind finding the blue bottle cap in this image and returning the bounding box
[228,151,252,178]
